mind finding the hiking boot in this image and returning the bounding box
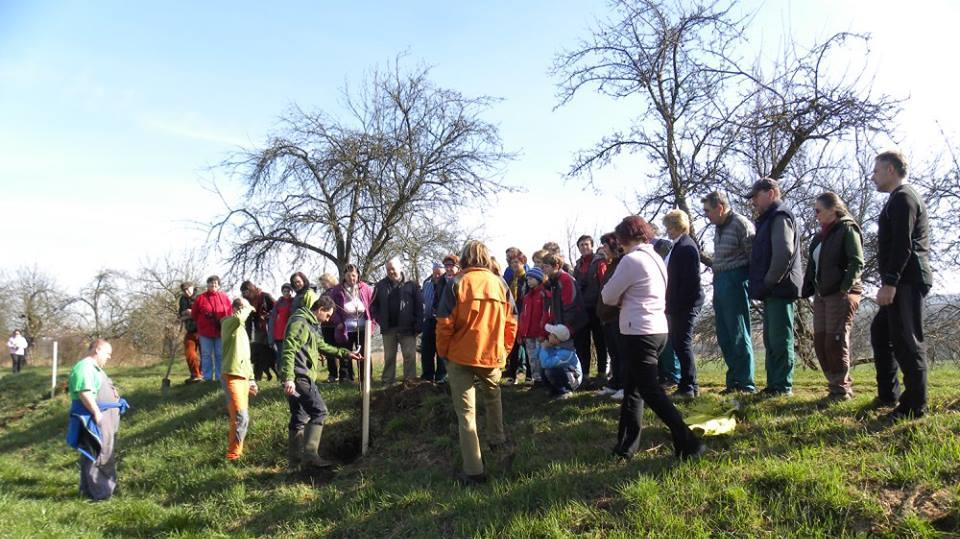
[825,393,852,402]
[672,388,699,400]
[872,396,898,408]
[884,408,924,422]
[302,424,335,468]
[595,386,617,397]
[455,471,488,486]
[325,376,339,384]
[677,441,708,461]
[759,387,793,398]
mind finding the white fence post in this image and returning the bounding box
[361,320,372,456]
[50,341,59,399]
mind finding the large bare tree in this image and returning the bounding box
[213,61,513,281]
[6,266,73,350]
[553,0,749,226]
[74,270,134,340]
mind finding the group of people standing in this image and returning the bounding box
[447,150,932,481]
[63,150,933,497]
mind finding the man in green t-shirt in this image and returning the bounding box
[68,339,121,500]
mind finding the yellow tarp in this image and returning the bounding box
[684,402,739,436]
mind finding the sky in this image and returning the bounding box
[2,0,959,295]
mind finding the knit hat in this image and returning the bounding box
[432,261,444,270]
[526,267,544,283]
[544,323,570,342]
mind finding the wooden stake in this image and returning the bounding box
[362,320,372,456]
[50,341,59,399]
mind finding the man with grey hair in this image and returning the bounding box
[66,339,128,500]
[871,151,932,420]
[371,256,423,383]
[702,191,757,394]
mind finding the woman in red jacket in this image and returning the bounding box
[191,275,232,383]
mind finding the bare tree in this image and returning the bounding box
[128,250,206,357]
[75,270,134,340]
[7,266,73,350]
[213,60,514,281]
[553,0,750,229]
[387,219,470,285]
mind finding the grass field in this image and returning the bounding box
[0,357,958,538]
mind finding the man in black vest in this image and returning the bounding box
[870,151,933,420]
[745,178,803,397]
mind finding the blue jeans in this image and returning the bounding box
[199,336,223,382]
[657,341,680,385]
[544,367,582,395]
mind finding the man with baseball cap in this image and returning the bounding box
[746,178,803,397]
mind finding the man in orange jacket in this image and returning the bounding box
[436,240,518,485]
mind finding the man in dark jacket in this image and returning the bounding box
[421,262,447,383]
[573,235,608,382]
[870,151,933,420]
[662,210,705,399]
[371,256,423,384]
[746,178,803,397]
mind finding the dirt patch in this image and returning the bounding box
[875,485,955,525]
[370,379,448,416]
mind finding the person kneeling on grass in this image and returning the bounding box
[221,297,259,460]
[539,324,583,399]
[280,291,362,469]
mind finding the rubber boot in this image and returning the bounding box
[288,430,304,469]
[302,424,335,468]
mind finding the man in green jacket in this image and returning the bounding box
[280,290,362,468]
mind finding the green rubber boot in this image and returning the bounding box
[302,424,335,468]
[287,430,304,469]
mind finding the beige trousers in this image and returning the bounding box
[446,361,506,475]
[381,332,418,383]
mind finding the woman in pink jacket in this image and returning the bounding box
[601,216,705,461]
[328,264,375,383]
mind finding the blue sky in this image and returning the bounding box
[2,1,958,293]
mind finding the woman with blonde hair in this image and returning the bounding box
[801,192,864,400]
[436,240,517,484]
[661,209,705,400]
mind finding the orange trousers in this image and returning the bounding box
[224,374,250,460]
[184,332,202,379]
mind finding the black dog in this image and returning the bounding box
[251,342,277,382]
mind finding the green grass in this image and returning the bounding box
[0,359,958,538]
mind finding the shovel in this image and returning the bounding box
[161,352,176,395]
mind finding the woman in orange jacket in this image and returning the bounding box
[435,240,518,485]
